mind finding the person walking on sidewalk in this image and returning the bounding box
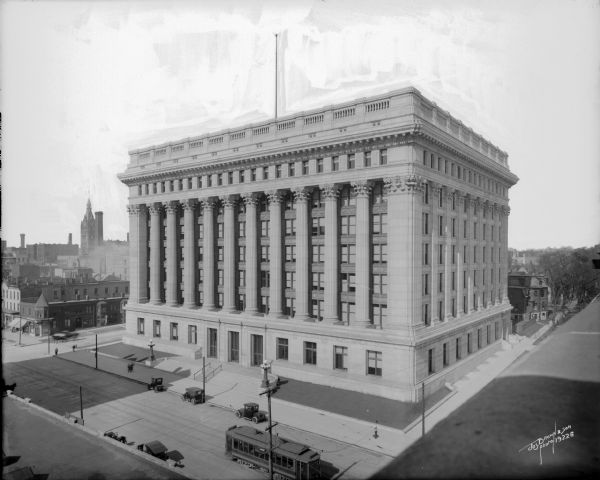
[54,347,58,357]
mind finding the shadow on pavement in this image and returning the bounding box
[373,375,600,479]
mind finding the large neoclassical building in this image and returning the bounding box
[119,87,518,401]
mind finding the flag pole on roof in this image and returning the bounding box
[274,32,279,120]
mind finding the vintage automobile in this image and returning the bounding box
[104,431,127,443]
[147,377,165,392]
[235,402,268,423]
[182,386,205,404]
[138,440,169,460]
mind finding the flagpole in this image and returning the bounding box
[274,33,278,120]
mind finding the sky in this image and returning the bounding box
[1,0,599,250]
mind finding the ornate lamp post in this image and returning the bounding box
[148,339,155,362]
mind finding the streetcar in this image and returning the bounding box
[225,425,321,480]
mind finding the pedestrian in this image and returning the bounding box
[127,362,134,373]
[72,344,76,352]
[54,347,58,357]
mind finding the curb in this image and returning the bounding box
[5,393,194,479]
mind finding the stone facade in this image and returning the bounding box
[119,87,518,401]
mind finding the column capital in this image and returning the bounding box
[148,203,163,215]
[200,197,217,210]
[220,194,239,208]
[320,184,341,199]
[383,175,424,195]
[501,205,511,216]
[127,204,144,216]
[292,186,312,203]
[351,180,373,198]
[457,192,466,206]
[181,198,197,211]
[266,190,285,204]
[164,200,179,214]
[242,192,260,206]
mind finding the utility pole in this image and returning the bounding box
[260,382,278,480]
[95,334,98,369]
[202,356,206,399]
[47,320,51,355]
[274,33,278,120]
[80,386,84,425]
[18,316,22,346]
[422,381,426,437]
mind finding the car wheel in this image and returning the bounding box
[252,417,258,423]
[236,411,242,418]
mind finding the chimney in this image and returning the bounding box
[95,212,104,246]
[68,233,72,245]
[20,234,25,248]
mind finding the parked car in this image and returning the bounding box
[148,377,165,392]
[138,440,169,460]
[235,402,268,423]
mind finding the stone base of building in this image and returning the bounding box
[122,302,511,403]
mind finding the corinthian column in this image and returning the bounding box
[182,199,197,308]
[502,206,510,303]
[127,204,148,304]
[351,180,372,327]
[202,199,216,310]
[222,195,238,312]
[165,201,179,306]
[292,187,311,321]
[384,175,424,330]
[267,190,284,317]
[430,184,440,323]
[322,184,340,324]
[456,194,465,318]
[242,193,259,313]
[149,203,163,305]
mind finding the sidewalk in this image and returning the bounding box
[59,334,550,457]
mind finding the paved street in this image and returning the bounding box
[375,299,600,478]
[3,398,187,480]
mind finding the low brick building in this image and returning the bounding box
[507,272,549,333]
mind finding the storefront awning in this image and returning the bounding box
[8,318,23,329]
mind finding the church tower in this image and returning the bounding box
[80,198,97,255]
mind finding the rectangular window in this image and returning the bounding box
[340,302,355,324]
[275,164,282,178]
[288,162,295,177]
[438,272,443,293]
[438,244,443,264]
[251,334,263,366]
[285,218,296,235]
[347,153,355,169]
[261,220,270,237]
[452,218,456,237]
[367,350,382,376]
[312,245,324,263]
[443,343,449,367]
[285,245,296,262]
[332,156,339,171]
[302,160,309,175]
[428,348,434,374]
[153,320,161,338]
[340,215,356,235]
[364,151,371,167]
[380,149,387,165]
[312,299,324,321]
[334,346,348,370]
[304,341,317,365]
[137,317,145,335]
[487,324,491,344]
[276,338,289,360]
[312,272,324,291]
[170,322,178,341]
[239,170,245,183]
[261,246,270,262]
[423,213,429,235]
[229,331,240,362]
[372,213,387,234]
[373,244,387,264]
[251,168,257,181]
[187,325,197,344]
[477,328,482,349]
[456,337,461,360]
[341,272,356,293]
[317,158,324,173]
[341,244,356,264]
[423,303,430,326]
[261,270,270,288]
[207,328,217,357]
[423,243,429,265]
[285,271,295,289]
[263,166,269,180]
[373,274,387,295]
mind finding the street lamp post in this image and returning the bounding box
[148,339,155,362]
[18,316,22,346]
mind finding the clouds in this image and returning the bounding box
[1,0,598,248]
